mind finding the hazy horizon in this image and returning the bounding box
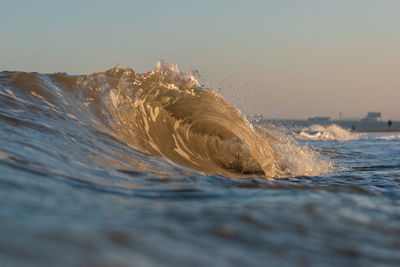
[1,0,399,120]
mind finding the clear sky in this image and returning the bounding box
[1,0,399,120]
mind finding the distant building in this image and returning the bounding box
[308,117,331,123]
[362,112,381,122]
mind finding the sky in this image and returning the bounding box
[1,0,399,120]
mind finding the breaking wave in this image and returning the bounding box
[0,61,331,178]
[299,124,359,141]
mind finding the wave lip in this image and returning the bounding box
[103,61,283,177]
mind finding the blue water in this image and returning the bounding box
[1,66,400,266]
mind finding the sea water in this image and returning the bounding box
[0,62,399,266]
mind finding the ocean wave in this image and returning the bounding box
[299,124,359,141]
[0,61,331,178]
[374,134,400,141]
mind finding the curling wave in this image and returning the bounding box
[0,61,331,178]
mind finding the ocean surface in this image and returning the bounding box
[1,62,399,267]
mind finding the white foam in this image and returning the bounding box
[374,135,400,140]
[299,124,359,141]
[267,128,333,176]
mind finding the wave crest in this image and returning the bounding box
[1,61,332,178]
[299,124,359,141]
